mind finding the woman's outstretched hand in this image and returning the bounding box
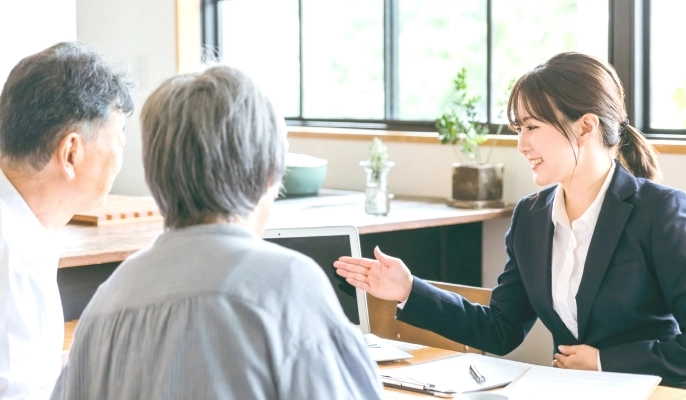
[333,246,413,302]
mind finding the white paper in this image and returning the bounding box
[381,353,534,393]
[504,366,661,400]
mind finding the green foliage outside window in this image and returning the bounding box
[673,82,686,129]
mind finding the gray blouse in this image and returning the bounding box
[51,223,383,400]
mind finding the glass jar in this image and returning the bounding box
[359,161,395,216]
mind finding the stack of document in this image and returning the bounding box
[380,353,662,399]
[504,366,661,400]
[380,353,532,394]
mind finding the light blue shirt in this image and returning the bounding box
[52,223,383,400]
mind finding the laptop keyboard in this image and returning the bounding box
[363,334,383,349]
[362,334,413,362]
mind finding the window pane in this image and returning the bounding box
[220,0,300,118]
[398,0,487,121]
[302,0,384,119]
[650,1,686,130]
[492,0,609,122]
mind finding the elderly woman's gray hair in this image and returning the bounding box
[140,66,287,229]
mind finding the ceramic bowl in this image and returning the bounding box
[281,153,328,197]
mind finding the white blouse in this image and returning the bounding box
[551,161,615,370]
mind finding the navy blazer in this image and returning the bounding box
[397,161,686,388]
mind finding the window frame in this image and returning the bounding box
[202,0,686,137]
[640,1,686,136]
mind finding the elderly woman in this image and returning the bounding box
[51,66,383,400]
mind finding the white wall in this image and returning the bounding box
[0,0,77,91]
[287,137,686,200]
[0,0,176,197]
[75,0,178,196]
[287,138,540,203]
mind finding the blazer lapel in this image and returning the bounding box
[576,163,638,342]
[531,189,578,344]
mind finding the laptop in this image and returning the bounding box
[262,225,413,362]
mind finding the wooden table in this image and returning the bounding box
[379,343,686,399]
[56,191,513,268]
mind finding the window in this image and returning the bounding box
[396,1,487,121]
[301,0,385,119]
[492,0,608,122]
[206,1,659,133]
[219,0,300,117]
[648,1,686,131]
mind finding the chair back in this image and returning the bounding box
[367,281,492,354]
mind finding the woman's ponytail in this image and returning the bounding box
[617,124,662,182]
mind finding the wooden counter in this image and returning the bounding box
[56,191,512,320]
[56,190,513,268]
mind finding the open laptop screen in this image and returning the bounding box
[263,235,360,325]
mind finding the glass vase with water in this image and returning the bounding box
[360,161,394,216]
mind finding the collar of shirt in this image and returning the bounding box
[551,160,616,233]
[0,167,51,239]
[0,167,59,265]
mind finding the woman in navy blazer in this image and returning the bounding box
[335,52,686,388]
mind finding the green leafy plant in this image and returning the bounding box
[368,137,389,180]
[435,68,514,164]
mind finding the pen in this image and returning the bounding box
[469,364,486,383]
[379,375,457,398]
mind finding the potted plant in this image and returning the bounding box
[360,137,394,216]
[435,68,511,209]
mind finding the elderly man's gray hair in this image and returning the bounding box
[140,66,287,229]
[0,42,134,170]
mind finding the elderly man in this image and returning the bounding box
[0,42,133,399]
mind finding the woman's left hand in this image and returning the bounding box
[553,344,599,371]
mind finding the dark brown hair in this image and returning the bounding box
[507,52,661,181]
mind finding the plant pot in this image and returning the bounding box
[448,163,504,209]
